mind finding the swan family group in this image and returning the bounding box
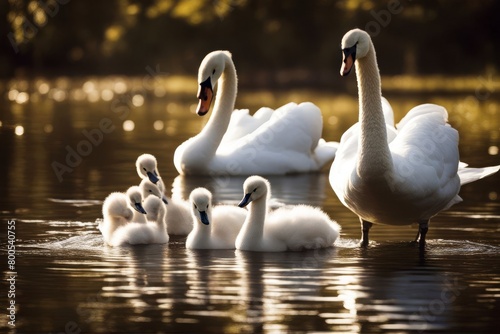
[99,29,499,250]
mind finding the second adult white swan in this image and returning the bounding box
[331,29,500,247]
[174,50,338,175]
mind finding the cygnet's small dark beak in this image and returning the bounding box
[146,171,159,184]
[238,193,252,208]
[134,202,147,214]
[199,210,210,225]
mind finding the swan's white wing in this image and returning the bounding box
[389,104,461,216]
[213,102,333,174]
[220,108,274,145]
[381,96,395,127]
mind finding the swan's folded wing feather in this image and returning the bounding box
[220,109,256,144]
[389,105,460,213]
[215,102,325,173]
[381,96,395,127]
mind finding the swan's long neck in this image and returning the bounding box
[158,207,167,230]
[242,197,267,242]
[355,45,393,178]
[199,57,237,157]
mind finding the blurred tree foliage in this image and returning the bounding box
[1,0,499,86]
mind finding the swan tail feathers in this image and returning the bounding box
[458,164,500,186]
[442,195,463,211]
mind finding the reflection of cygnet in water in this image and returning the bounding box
[186,187,246,250]
[236,176,340,252]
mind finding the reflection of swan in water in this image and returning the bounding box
[101,195,169,246]
[173,50,338,176]
[236,176,340,252]
[184,248,238,307]
[82,242,170,328]
[235,249,335,332]
[186,187,246,250]
[326,243,459,333]
[137,155,193,236]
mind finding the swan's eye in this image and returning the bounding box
[212,69,215,75]
[194,204,197,209]
[143,167,147,172]
[253,188,257,193]
[148,190,152,193]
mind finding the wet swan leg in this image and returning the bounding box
[359,219,373,247]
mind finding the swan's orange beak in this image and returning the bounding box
[341,45,356,76]
[196,77,213,116]
[341,54,354,76]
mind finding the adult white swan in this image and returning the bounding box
[186,187,246,250]
[236,176,340,252]
[331,29,500,247]
[174,50,338,175]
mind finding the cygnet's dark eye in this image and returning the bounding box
[143,167,147,172]
[194,204,197,209]
[212,69,216,75]
[253,188,257,193]
[148,190,152,193]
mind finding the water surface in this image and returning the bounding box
[0,81,499,333]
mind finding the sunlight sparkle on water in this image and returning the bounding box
[38,82,50,94]
[113,81,127,94]
[15,125,24,136]
[153,120,164,131]
[101,89,114,101]
[16,91,29,104]
[123,120,135,131]
[488,145,498,155]
[132,94,144,107]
